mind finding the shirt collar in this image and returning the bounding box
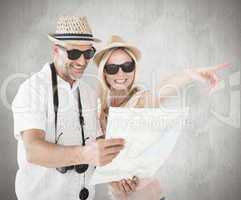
[57,74,80,91]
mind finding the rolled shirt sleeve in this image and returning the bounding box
[12,77,47,140]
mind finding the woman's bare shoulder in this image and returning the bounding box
[136,90,160,108]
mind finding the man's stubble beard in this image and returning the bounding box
[55,52,88,81]
[55,53,74,81]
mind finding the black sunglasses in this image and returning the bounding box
[56,164,89,174]
[104,60,135,75]
[59,46,96,60]
[55,133,89,200]
[55,135,89,200]
[55,133,89,174]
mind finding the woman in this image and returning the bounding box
[94,35,230,200]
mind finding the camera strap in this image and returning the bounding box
[50,63,86,145]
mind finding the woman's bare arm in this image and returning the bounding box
[155,63,231,103]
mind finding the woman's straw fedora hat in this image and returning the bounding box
[94,35,141,66]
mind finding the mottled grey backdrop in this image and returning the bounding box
[0,0,240,199]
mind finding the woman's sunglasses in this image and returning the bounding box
[59,45,96,60]
[104,60,135,75]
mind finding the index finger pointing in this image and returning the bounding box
[210,63,232,71]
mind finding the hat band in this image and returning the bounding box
[54,33,94,41]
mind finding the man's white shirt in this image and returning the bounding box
[12,63,102,200]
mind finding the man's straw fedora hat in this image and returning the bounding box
[48,16,101,46]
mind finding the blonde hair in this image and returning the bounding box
[98,47,139,113]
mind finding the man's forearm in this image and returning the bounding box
[22,129,125,168]
[25,139,86,168]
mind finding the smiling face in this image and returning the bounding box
[53,43,94,82]
[104,49,135,91]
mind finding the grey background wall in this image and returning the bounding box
[0,0,240,199]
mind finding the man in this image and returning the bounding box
[12,16,126,200]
